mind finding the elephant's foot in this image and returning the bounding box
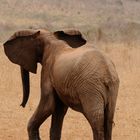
[28,129,41,140]
[50,135,61,140]
[93,130,105,140]
[29,131,41,140]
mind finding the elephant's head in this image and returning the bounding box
[3,29,43,107]
[4,30,42,73]
[3,29,86,107]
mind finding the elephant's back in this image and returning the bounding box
[53,47,118,88]
[52,47,119,110]
[75,49,119,90]
[65,48,119,106]
[70,48,118,81]
[52,47,95,83]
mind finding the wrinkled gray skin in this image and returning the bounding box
[3,29,119,140]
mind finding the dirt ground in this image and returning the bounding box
[0,43,140,140]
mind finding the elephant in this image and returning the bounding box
[3,29,119,140]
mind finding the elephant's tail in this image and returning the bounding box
[104,102,114,140]
[104,82,119,140]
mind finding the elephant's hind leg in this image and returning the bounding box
[28,93,55,140]
[50,95,68,140]
[81,94,105,140]
[84,108,105,140]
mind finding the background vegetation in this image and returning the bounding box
[0,0,140,44]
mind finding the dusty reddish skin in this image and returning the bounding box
[3,29,119,140]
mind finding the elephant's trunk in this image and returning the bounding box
[20,67,30,108]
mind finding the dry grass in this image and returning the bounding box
[0,43,140,140]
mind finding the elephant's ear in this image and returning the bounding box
[54,29,86,48]
[3,30,40,73]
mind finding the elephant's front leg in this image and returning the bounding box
[50,96,68,140]
[27,81,55,140]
